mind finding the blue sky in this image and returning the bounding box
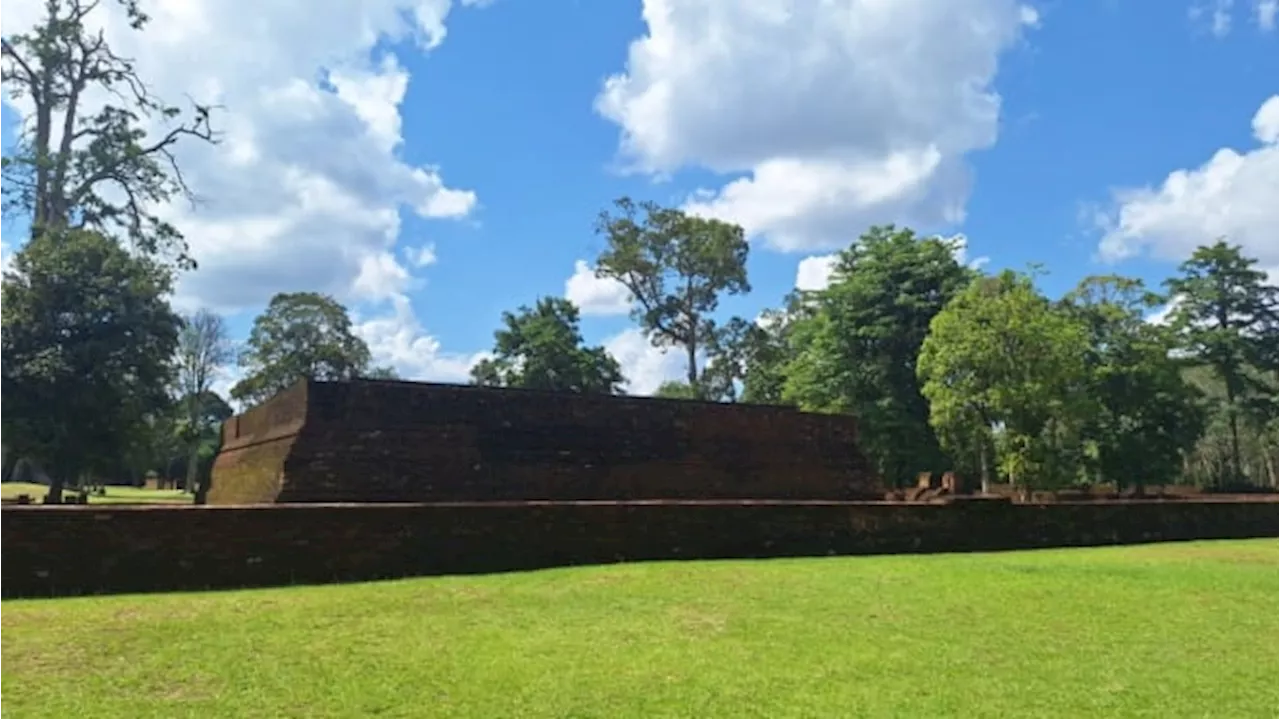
[2,0,1278,395]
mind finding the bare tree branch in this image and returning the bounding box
[0,38,43,102]
[1,0,218,270]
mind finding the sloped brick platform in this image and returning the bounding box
[209,380,882,504]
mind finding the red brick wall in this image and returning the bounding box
[209,380,882,504]
[209,383,311,504]
[3,497,1275,598]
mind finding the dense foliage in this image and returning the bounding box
[783,227,976,486]
[594,197,751,397]
[230,292,380,406]
[1,229,181,501]
[471,297,624,394]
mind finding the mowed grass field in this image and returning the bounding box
[2,540,1276,718]
[0,482,192,505]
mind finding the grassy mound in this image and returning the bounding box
[2,540,1275,717]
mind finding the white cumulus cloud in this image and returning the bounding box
[1,0,483,381]
[564,260,632,316]
[405,243,439,268]
[604,328,686,395]
[795,254,839,292]
[354,296,489,382]
[596,0,1037,252]
[1096,95,1279,279]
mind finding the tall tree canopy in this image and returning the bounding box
[1061,275,1205,491]
[594,197,750,396]
[917,271,1092,494]
[1,0,217,267]
[783,227,974,485]
[700,296,809,405]
[1164,241,1279,485]
[231,292,375,406]
[470,297,625,394]
[175,310,233,503]
[1,228,181,502]
[652,381,702,400]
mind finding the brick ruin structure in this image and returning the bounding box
[208,379,883,505]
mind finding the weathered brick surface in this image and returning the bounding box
[209,380,882,504]
[3,497,1275,598]
[208,382,310,504]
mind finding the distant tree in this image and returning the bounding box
[783,227,975,486]
[171,389,233,495]
[700,307,799,405]
[174,310,232,503]
[471,297,624,394]
[1,0,217,268]
[120,400,184,486]
[231,292,373,406]
[1,229,180,503]
[917,271,1092,495]
[653,381,702,400]
[699,316,755,402]
[1062,275,1206,492]
[594,197,750,396]
[1164,241,1279,486]
[738,304,802,405]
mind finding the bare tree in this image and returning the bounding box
[1,0,218,268]
[176,309,232,504]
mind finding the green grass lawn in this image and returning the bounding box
[2,540,1276,718]
[0,482,192,505]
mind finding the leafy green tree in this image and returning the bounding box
[1062,275,1206,492]
[121,400,183,485]
[1164,241,1279,486]
[594,197,750,396]
[737,305,800,405]
[653,381,702,400]
[1,229,181,502]
[782,227,975,485]
[918,271,1092,495]
[231,292,374,406]
[174,310,232,503]
[171,389,233,498]
[1,0,216,267]
[470,297,624,394]
[698,316,752,402]
[699,299,806,405]
[364,365,400,380]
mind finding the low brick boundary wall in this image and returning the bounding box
[2,498,1276,598]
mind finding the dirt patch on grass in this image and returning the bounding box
[668,606,728,635]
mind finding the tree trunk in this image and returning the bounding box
[185,446,207,505]
[1225,384,1244,487]
[685,335,699,393]
[0,449,15,483]
[978,443,990,494]
[45,474,65,505]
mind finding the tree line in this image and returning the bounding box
[467,207,1278,495]
[2,1,1276,504]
